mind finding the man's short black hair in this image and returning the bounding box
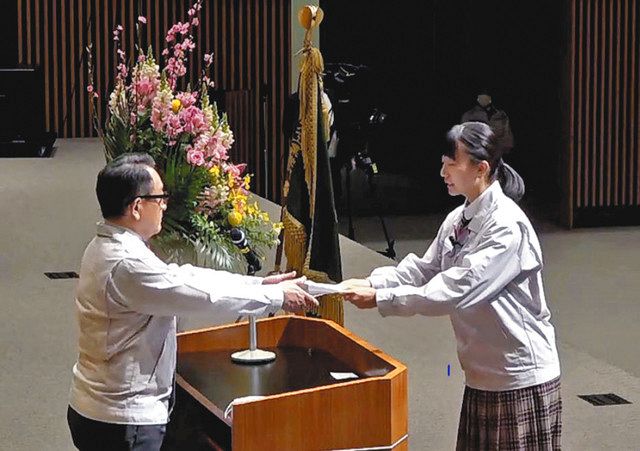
[96,153,157,219]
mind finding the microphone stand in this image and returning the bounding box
[230,261,276,364]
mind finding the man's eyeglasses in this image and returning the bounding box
[138,192,170,205]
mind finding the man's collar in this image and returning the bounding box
[462,181,502,233]
[97,221,147,244]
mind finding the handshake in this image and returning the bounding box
[262,272,378,312]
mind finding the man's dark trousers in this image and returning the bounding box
[67,406,166,451]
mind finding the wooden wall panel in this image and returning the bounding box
[16,0,291,201]
[566,0,640,226]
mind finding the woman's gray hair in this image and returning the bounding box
[445,121,525,202]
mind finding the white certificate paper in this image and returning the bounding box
[330,371,359,380]
[303,281,347,297]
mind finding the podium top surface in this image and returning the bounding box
[176,317,408,449]
[178,346,371,415]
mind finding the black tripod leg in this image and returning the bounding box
[366,172,396,260]
[378,215,396,260]
[345,164,355,240]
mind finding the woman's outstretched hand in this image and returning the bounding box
[340,278,372,289]
[343,286,377,309]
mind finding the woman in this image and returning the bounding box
[343,122,561,450]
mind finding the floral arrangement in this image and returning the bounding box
[86,0,281,272]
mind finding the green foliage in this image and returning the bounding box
[104,114,132,162]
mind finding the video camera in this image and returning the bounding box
[322,63,387,177]
[322,63,395,260]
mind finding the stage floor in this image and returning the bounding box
[1,139,639,450]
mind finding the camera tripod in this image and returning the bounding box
[341,153,396,260]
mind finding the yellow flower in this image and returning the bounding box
[228,210,243,227]
[229,189,248,204]
[243,175,251,189]
[171,98,182,113]
[260,212,270,222]
[273,222,284,232]
[209,166,221,177]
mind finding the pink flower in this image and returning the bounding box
[227,163,247,178]
[135,78,155,97]
[186,148,205,166]
[176,91,197,108]
[117,25,123,31]
[180,106,207,135]
[117,62,128,80]
[133,76,159,110]
[207,138,229,162]
[188,133,229,168]
[182,38,195,51]
[86,85,94,93]
[152,104,169,132]
[165,57,187,88]
[202,75,215,88]
[138,16,147,24]
[216,129,234,149]
[166,114,183,138]
[191,18,199,27]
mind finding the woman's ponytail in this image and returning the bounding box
[497,159,525,202]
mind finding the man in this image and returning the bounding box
[67,153,318,450]
[461,91,514,154]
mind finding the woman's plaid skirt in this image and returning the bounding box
[456,376,562,451]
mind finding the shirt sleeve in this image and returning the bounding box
[107,258,283,319]
[367,223,445,290]
[175,263,264,286]
[376,223,521,317]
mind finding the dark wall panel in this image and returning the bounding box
[319,0,564,214]
[16,0,290,201]
[567,0,640,226]
[1,1,18,65]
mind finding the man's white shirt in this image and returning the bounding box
[69,222,283,424]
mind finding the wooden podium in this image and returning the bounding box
[169,316,408,450]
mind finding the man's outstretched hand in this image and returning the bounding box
[262,271,319,312]
[280,279,319,312]
[262,271,298,285]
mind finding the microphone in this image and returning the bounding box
[230,228,262,274]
